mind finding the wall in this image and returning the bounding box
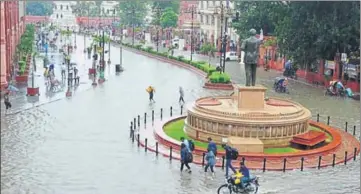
[0,1,23,89]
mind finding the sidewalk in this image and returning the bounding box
[1,40,93,116]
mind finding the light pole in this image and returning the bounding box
[66,26,72,97]
[183,6,199,62]
[84,5,90,53]
[132,7,135,46]
[98,29,106,83]
[152,6,162,52]
[214,3,233,73]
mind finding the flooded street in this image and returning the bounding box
[1,35,360,194]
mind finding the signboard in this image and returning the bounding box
[325,60,335,70]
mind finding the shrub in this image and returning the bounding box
[209,72,231,83]
[146,46,154,52]
[177,55,184,61]
[169,56,177,60]
[121,42,232,84]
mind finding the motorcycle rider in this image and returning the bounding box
[239,161,250,188]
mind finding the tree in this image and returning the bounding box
[71,1,96,17]
[152,1,180,14]
[233,1,360,70]
[115,0,148,27]
[26,1,53,16]
[160,8,178,28]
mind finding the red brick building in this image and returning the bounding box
[1,1,26,89]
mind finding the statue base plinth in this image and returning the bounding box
[237,85,267,110]
[228,136,264,153]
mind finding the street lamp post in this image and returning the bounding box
[214,3,232,73]
[66,26,72,97]
[98,29,106,83]
[132,7,135,46]
[84,5,90,53]
[183,6,199,62]
[153,7,162,52]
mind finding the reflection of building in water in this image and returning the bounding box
[51,1,78,30]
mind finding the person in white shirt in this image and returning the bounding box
[68,66,74,85]
[61,63,66,78]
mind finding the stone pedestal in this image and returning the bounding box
[237,85,267,109]
[228,136,264,153]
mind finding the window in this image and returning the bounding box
[66,5,68,10]
[211,16,215,25]
[206,15,209,25]
[200,15,203,23]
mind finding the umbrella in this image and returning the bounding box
[7,85,19,92]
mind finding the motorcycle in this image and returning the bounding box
[325,87,346,97]
[283,66,298,80]
[217,176,259,194]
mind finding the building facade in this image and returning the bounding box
[198,1,238,48]
[178,1,199,28]
[1,1,26,89]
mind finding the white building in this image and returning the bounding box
[198,1,239,47]
[100,1,118,16]
[51,1,78,30]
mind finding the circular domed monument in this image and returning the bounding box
[185,85,312,153]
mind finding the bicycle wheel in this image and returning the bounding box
[217,184,232,194]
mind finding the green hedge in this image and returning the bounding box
[119,42,231,84]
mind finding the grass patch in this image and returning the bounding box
[163,119,224,151]
[163,119,332,154]
[264,147,298,154]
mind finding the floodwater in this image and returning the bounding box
[1,35,360,194]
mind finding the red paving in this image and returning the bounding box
[133,117,360,171]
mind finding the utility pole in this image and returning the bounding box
[184,6,198,61]
[191,6,194,61]
[132,7,135,46]
[153,6,162,52]
[219,4,224,72]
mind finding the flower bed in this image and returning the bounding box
[119,42,233,88]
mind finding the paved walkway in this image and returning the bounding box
[1,35,100,116]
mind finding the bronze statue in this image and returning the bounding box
[240,29,262,86]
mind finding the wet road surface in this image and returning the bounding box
[1,34,360,194]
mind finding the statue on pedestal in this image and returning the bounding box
[240,29,262,86]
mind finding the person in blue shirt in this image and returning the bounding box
[180,143,191,173]
[222,143,236,177]
[239,161,250,188]
[204,148,216,175]
[207,137,217,156]
[180,137,191,152]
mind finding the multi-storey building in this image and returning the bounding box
[178,1,199,28]
[198,1,238,48]
[0,1,26,89]
[51,1,78,30]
